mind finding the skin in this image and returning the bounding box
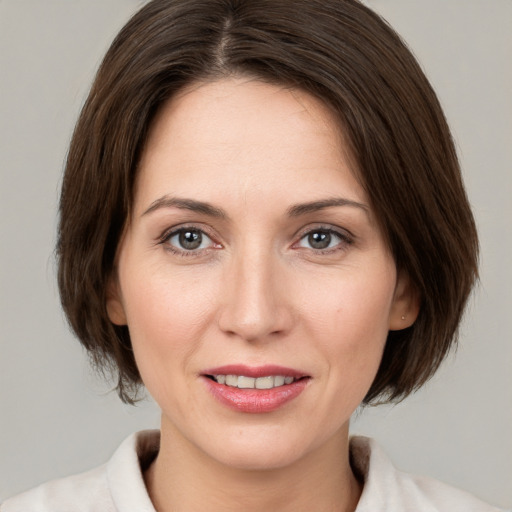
[107,77,419,512]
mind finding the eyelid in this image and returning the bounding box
[292,224,354,252]
[158,222,215,241]
[158,223,222,255]
[156,222,353,256]
[295,223,353,241]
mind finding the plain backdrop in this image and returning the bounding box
[1,0,511,508]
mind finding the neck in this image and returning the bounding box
[144,418,362,512]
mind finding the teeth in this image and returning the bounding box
[225,375,238,386]
[274,375,285,387]
[255,376,274,389]
[214,374,297,389]
[237,376,255,389]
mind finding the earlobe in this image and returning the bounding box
[106,277,127,326]
[388,272,421,331]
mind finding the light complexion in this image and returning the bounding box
[107,78,419,512]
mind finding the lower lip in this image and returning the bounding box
[203,377,309,413]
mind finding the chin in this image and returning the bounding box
[199,422,334,472]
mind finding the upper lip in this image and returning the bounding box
[202,364,308,379]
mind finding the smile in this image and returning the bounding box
[210,374,296,389]
[202,365,310,412]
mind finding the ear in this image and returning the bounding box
[388,271,420,331]
[106,275,127,326]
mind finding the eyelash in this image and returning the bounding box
[158,224,353,257]
[158,225,219,257]
[294,225,354,254]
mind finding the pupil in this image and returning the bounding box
[309,231,330,249]
[179,230,202,250]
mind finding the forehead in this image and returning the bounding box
[135,77,366,213]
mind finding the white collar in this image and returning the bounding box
[105,430,501,512]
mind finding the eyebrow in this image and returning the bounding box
[142,196,227,218]
[287,197,369,217]
[142,195,369,219]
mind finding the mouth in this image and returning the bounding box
[201,365,310,413]
[206,374,302,389]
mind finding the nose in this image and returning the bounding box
[217,248,294,342]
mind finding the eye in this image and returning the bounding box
[297,228,349,251]
[165,228,214,252]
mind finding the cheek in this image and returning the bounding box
[303,263,395,340]
[298,262,395,384]
[119,265,220,382]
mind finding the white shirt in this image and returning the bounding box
[2,430,506,511]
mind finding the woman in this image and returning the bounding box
[2,0,506,510]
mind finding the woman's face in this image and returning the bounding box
[108,78,416,470]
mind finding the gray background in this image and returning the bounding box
[1,0,510,508]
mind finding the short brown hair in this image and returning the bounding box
[58,0,478,404]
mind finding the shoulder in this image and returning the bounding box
[350,436,507,512]
[1,430,159,512]
[1,464,111,512]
